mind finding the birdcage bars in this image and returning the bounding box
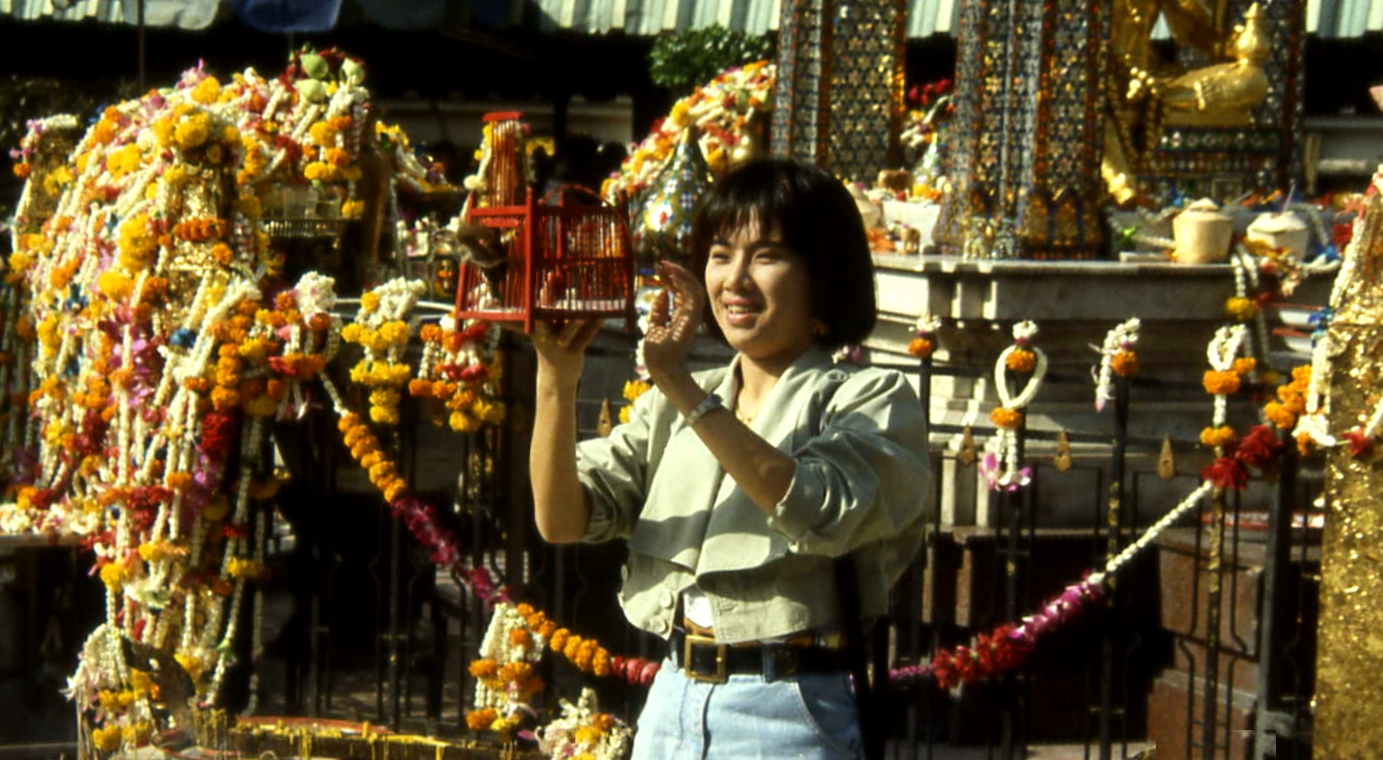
[455,189,635,333]
[455,112,634,332]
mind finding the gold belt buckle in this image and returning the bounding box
[682,633,728,684]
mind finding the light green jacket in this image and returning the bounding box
[576,347,930,644]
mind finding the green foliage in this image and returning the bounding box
[648,26,774,93]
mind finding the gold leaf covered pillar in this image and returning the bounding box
[1315,171,1383,759]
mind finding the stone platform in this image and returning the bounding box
[863,255,1330,527]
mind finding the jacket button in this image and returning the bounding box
[653,617,671,636]
[659,589,675,609]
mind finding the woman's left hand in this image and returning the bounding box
[642,260,703,386]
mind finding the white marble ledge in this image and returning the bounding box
[871,253,1332,323]
[872,253,1242,278]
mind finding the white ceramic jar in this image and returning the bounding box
[1247,211,1310,261]
[1172,198,1234,264]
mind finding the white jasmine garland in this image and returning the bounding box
[1092,317,1140,412]
[1206,325,1247,427]
[985,321,1047,491]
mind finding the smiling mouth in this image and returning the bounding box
[722,304,760,315]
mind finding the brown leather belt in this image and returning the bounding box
[669,626,850,684]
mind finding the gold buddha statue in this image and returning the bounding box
[1103,1,1272,204]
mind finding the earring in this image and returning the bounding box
[813,320,828,336]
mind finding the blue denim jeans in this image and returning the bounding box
[630,658,863,760]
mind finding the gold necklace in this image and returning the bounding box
[735,406,757,424]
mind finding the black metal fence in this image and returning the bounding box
[275,329,1321,760]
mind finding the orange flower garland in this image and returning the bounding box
[1223,296,1259,322]
[0,53,452,751]
[1005,348,1036,373]
[171,217,229,242]
[464,600,656,741]
[1196,325,1284,492]
[1202,371,1242,396]
[1111,350,1138,378]
[337,413,408,503]
[1200,426,1238,448]
[411,318,506,433]
[990,407,1025,430]
[908,314,941,360]
[619,379,652,425]
[1264,365,1311,430]
[984,321,1047,492]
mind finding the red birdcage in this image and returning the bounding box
[454,113,635,332]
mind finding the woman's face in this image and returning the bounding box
[704,220,816,372]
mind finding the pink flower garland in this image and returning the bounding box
[888,579,1104,688]
[392,484,1102,690]
[389,496,510,607]
[384,496,664,685]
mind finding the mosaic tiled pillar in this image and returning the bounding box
[934,0,1108,259]
[769,0,906,182]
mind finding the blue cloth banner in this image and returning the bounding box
[354,0,447,29]
[236,0,342,32]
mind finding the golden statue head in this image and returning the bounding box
[1230,3,1271,64]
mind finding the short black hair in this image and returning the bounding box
[688,159,877,349]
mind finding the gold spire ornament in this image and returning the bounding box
[1054,430,1074,472]
[958,425,977,467]
[597,399,614,438]
[1157,434,1176,480]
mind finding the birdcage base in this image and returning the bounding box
[455,301,633,332]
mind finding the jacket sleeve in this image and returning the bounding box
[765,368,930,557]
[574,387,659,543]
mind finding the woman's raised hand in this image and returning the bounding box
[642,260,704,385]
[531,319,603,389]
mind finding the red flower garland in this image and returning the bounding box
[1201,424,1282,491]
[1201,458,1249,491]
[890,580,1101,688]
[1343,429,1373,458]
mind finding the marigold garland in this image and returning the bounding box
[337,413,408,503]
[990,407,1024,430]
[1111,350,1139,378]
[1264,365,1311,430]
[411,317,506,433]
[618,379,652,425]
[1200,426,1238,448]
[343,279,426,426]
[1202,370,1242,396]
[464,599,657,743]
[907,337,934,359]
[1223,296,1259,322]
[0,48,450,751]
[908,314,941,360]
[1005,348,1036,373]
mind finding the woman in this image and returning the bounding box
[528,159,929,759]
